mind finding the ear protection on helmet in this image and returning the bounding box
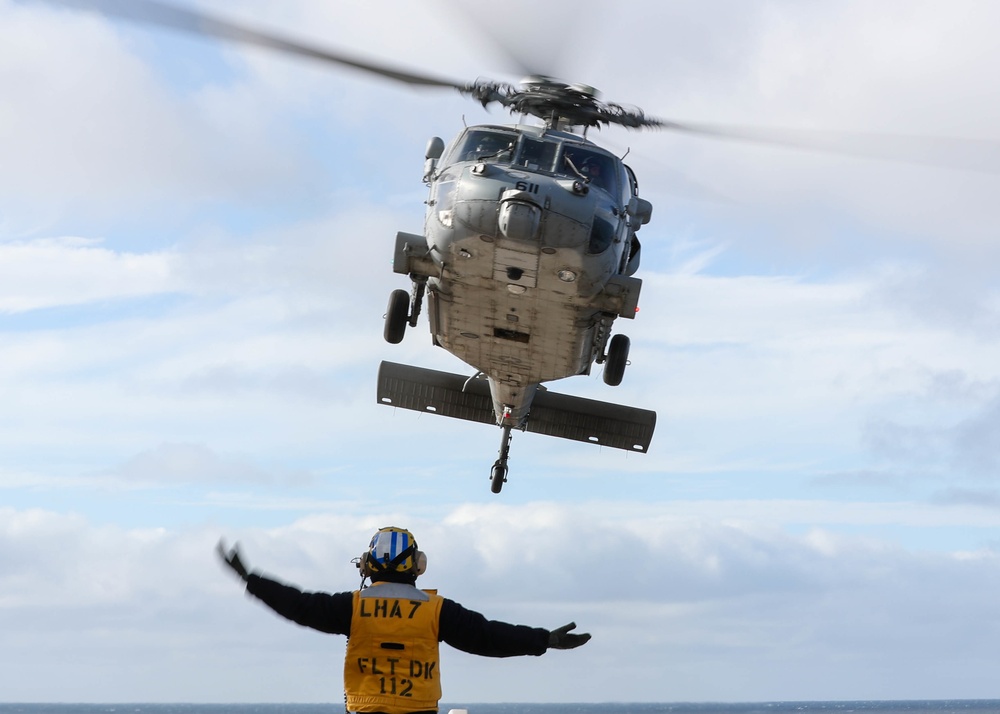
[356,526,427,578]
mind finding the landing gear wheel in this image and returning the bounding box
[603,333,630,386]
[489,424,514,494]
[384,289,409,344]
[490,462,507,494]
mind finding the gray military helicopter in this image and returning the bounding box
[379,85,659,493]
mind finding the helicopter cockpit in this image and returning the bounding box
[561,145,617,194]
[446,127,621,197]
[456,128,517,162]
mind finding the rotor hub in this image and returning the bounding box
[468,76,655,131]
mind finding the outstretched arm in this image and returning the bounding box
[439,599,590,657]
[215,538,353,635]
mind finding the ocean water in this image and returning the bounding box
[2,703,1000,714]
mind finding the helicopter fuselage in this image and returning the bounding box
[391,123,651,429]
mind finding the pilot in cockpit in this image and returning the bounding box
[580,156,612,192]
[581,157,602,182]
[465,133,511,161]
[563,147,611,192]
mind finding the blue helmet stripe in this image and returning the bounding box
[371,527,414,570]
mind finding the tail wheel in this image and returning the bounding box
[384,289,410,344]
[603,334,630,386]
[490,462,507,493]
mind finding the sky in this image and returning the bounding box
[2,0,1000,705]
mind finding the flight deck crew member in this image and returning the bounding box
[217,526,591,714]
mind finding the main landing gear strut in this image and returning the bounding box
[490,424,513,494]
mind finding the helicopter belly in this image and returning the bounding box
[431,289,596,387]
[428,245,606,387]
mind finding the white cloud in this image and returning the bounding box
[99,442,301,487]
[2,503,1000,701]
[0,0,328,232]
[0,237,178,312]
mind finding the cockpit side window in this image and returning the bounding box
[561,146,618,195]
[448,129,515,165]
[625,165,639,197]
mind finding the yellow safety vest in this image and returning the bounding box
[344,584,444,714]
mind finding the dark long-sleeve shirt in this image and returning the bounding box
[246,573,550,658]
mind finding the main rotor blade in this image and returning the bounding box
[436,0,587,82]
[38,0,472,91]
[653,119,1000,175]
[437,0,536,79]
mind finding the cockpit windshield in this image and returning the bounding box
[445,129,619,196]
[450,129,516,164]
[561,145,617,195]
[514,137,559,172]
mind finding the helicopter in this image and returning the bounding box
[38,0,991,494]
[378,83,659,494]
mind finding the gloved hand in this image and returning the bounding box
[548,622,591,650]
[216,539,250,582]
